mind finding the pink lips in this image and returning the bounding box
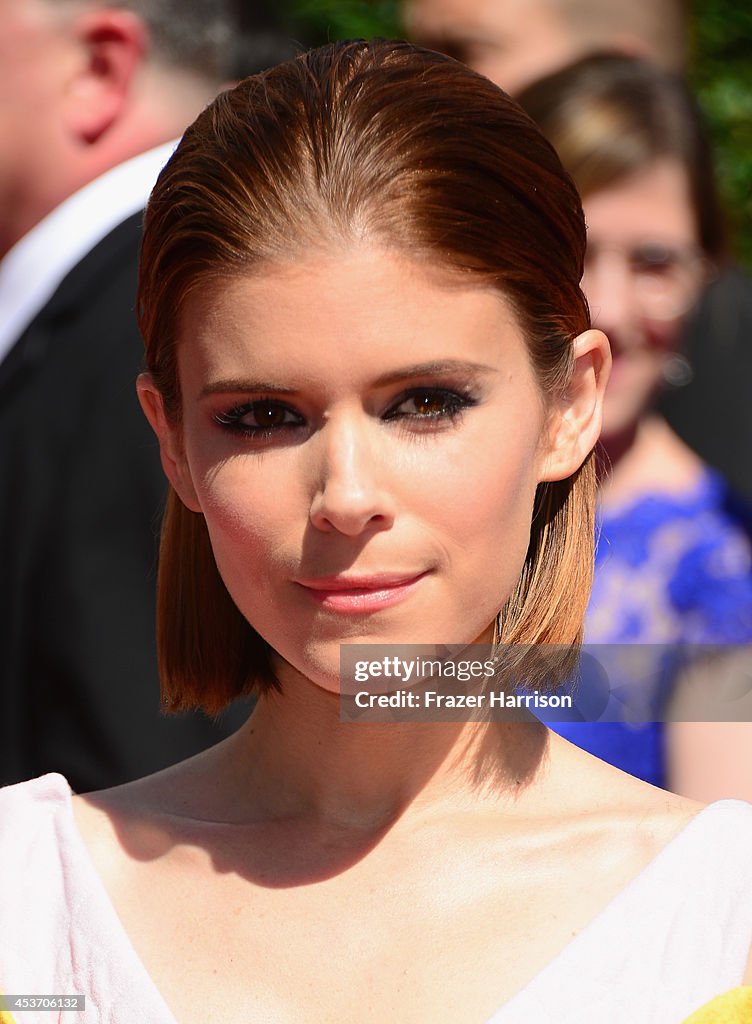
[295,572,429,613]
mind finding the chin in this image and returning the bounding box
[270,637,360,698]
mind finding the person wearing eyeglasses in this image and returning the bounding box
[518,53,752,801]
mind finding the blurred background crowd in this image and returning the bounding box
[1,0,750,799]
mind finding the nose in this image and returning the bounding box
[582,250,639,347]
[308,414,396,536]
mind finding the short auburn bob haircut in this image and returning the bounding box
[138,39,596,715]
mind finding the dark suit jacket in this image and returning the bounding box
[0,213,247,793]
[660,266,752,504]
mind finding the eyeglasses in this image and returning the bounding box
[583,240,712,321]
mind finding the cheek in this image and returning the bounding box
[419,415,544,590]
[434,443,537,536]
[192,458,300,592]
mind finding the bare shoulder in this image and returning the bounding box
[70,757,215,879]
[71,784,160,887]
[544,731,704,870]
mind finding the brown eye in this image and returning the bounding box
[252,401,289,427]
[413,392,451,415]
[214,400,305,436]
[384,388,475,422]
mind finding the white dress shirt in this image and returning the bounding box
[0,140,177,366]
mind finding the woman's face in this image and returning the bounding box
[152,248,586,692]
[582,158,705,442]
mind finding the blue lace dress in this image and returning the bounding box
[551,469,752,787]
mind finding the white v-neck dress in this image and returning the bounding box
[1,774,751,1024]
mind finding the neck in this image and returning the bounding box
[194,671,550,832]
[598,413,703,511]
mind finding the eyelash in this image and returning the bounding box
[384,387,478,426]
[212,387,478,440]
[213,402,304,439]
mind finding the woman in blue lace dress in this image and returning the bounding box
[519,55,752,796]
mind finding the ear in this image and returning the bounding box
[137,374,203,513]
[63,9,149,144]
[539,329,611,482]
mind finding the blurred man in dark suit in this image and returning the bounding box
[0,0,294,791]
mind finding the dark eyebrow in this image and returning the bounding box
[370,360,498,387]
[200,379,301,399]
[199,361,497,399]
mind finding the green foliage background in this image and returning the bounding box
[289,0,751,268]
[689,1,752,267]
